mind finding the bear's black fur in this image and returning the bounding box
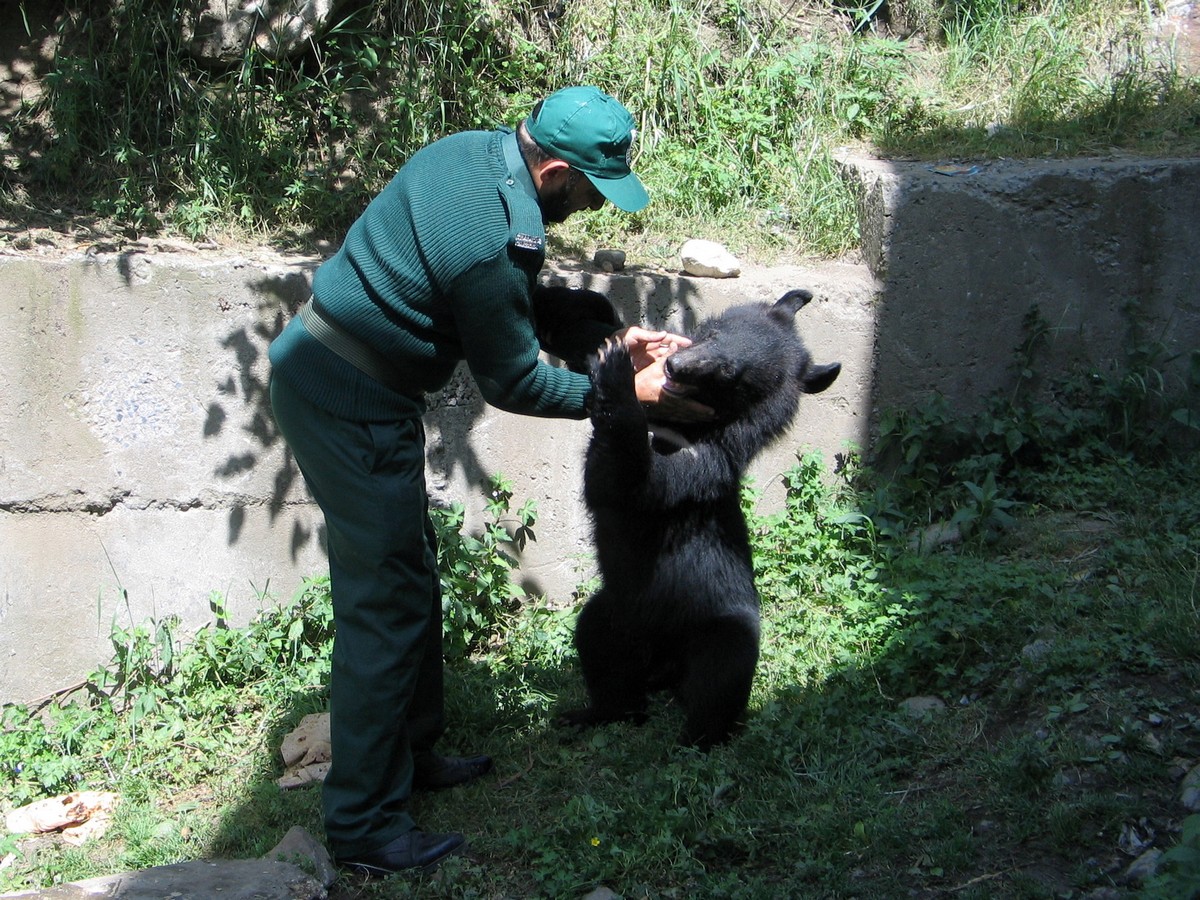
[559,289,841,749]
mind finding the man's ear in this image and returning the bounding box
[533,158,572,186]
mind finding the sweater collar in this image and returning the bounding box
[501,130,539,202]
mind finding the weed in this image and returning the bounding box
[434,473,538,660]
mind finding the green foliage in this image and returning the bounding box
[866,305,1200,541]
[1145,814,1200,900]
[0,578,335,809]
[6,0,1195,258]
[433,473,538,660]
[749,452,1057,697]
[15,0,532,240]
[0,475,532,807]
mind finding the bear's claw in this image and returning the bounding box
[589,340,638,420]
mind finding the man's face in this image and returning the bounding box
[540,169,607,225]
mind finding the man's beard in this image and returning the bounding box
[540,172,580,225]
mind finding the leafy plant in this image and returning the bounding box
[433,473,537,660]
[1145,814,1200,900]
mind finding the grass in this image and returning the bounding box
[2,350,1198,898]
[2,0,1198,263]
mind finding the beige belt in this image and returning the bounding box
[298,296,413,396]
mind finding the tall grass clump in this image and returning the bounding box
[888,0,1199,157]
[15,0,537,242]
[5,0,1195,259]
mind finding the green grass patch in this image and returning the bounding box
[2,352,1198,897]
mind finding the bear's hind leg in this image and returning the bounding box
[676,616,759,750]
[558,589,650,730]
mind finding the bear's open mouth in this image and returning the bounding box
[661,379,696,398]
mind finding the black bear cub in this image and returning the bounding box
[559,289,841,750]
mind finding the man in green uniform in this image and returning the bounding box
[269,86,705,876]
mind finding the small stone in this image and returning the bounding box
[1180,763,1200,811]
[593,249,626,271]
[1020,638,1054,664]
[908,520,961,551]
[899,696,946,718]
[1121,847,1162,886]
[266,825,338,889]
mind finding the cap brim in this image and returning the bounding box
[585,172,650,213]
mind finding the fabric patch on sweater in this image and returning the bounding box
[514,233,544,251]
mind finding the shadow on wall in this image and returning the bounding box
[203,271,325,559]
[386,266,706,496]
[843,154,1200,425]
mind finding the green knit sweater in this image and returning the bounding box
[269,128,610,422]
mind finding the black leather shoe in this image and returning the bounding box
[413,753,494,791]
[337,830,466,876]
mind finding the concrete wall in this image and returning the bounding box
[3,155,1197,704]
[842,155,1200,414]
[0,249,875,703]
[0,251,325,702]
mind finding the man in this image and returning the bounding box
[269,86,705,876]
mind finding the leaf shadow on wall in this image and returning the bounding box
[203,270,325,559]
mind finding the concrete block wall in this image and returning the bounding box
[841,155,1200,414]
[0,251,326,702]
[3,154,1197,703]
[0,250,874,703]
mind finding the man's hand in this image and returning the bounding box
[613,326,689,372]
[632,356,714,423]
[596,327,712,422]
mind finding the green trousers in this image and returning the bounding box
[270,375,445,858]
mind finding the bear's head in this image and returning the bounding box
[657,290,841,428]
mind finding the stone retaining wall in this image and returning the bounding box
[3,154,1197,703]
[0,250,875,703]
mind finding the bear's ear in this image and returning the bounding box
[800,361,841,394]
[772,289,814,321]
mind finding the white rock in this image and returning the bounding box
[277,712,333,790]
[680,239,741,278]
[1181,763,1200,811]
[280,712,331,768]
[899,695,947,718]
[5,791,118,835]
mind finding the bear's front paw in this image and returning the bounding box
[589,340,638,421]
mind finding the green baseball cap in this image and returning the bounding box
[525,86,650,213]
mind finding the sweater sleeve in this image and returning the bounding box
[448,253,595,419]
